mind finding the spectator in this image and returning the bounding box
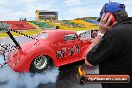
[85,2,132,88]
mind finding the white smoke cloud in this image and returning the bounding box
[0,56,59,88]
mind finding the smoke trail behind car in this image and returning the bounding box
[0,59,59,88]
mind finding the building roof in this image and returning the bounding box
[36,10,58,13]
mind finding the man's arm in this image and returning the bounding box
[85,34,102,66]
[85,13,117,66]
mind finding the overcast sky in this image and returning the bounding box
[0,0,131,20]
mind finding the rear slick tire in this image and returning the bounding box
[30,55,51,73]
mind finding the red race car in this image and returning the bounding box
[7,30,91,73]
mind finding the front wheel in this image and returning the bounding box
[30,55,52,73]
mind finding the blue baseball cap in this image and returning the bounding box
[97,2,125,21]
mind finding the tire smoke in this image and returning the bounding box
[0,56,59,88]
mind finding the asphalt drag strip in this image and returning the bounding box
[38,61,102,88]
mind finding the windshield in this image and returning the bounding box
[36,33,48,39]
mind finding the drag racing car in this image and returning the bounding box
[1,24,91,73]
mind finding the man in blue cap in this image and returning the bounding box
[85,2,132,88]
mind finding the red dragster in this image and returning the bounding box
[7,30,91,73]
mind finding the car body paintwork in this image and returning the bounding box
[7,30,91,72]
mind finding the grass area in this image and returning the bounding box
[29,21,53,29]
[0,20,99,38]
[61,20,86,28]
[48,21,99,31]
[60,25,99,31]
[0,29,42,38]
